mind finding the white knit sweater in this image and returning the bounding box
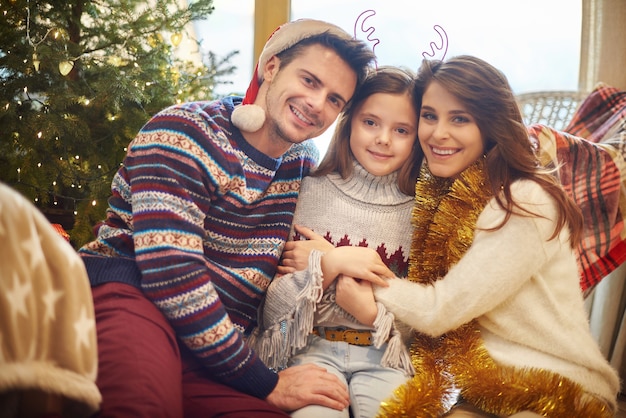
[374,179,621,409]
[250,162,415,373]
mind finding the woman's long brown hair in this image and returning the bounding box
[414,55,583,246]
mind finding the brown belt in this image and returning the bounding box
[312,327,373,346]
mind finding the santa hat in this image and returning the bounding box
[231,19,352,133]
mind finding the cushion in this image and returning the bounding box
[0,184,101,415]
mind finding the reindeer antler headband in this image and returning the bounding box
[353,9,449,68]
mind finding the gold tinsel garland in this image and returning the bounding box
[378,160,492,418]
[408,160,491,285]
[378,160,612,418]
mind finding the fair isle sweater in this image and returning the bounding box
[250,162,415,374]
[78,96,318,399]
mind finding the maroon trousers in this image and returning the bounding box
[91,282,289,418]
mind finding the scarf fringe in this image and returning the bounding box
[249,251,325,370]
[375,302,415,376]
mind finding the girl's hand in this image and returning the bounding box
[335,275,377,326]
[278,225,334,274]
[321,246,392,288]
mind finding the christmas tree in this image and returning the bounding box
[0,0,238,247]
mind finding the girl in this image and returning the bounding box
[334,55,620,417]
[249,66,422,418]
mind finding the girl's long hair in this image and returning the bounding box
[313,66,423,195]
[414,55,583,245]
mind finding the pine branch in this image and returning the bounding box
[0,0,233,247]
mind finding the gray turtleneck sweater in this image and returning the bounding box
[249,162,415,374]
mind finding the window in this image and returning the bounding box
[195,0,582,156]
[193,0,255,97]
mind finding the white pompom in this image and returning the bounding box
[231,104,266,133]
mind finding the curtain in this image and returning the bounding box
[579,0,626,387]
[579,0,626,92]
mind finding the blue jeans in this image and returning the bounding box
[288,334,410,418]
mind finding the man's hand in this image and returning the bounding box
[265,364,349,412]
[278,225,334,275]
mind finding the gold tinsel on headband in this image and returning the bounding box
[377,160,612,418]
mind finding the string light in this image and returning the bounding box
[26,0,55,72]
[15,0,209,239]
[26,0,76,76]
[170,32,183,47]
[32,53,40,71]
[108,56,122,66]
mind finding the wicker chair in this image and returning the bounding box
[516,90,587,130]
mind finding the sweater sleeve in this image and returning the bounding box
[126,106,279,398]
[249,250,325,370]
[375,180,568,337]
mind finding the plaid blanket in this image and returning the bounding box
[528,124,626,295]
[565,82,626,143]
[528,83,626,294]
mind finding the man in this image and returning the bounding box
[78,19,375,417]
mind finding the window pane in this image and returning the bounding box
[193,0,255,97]
[195,0,582,156]
[292,0,582,94]
[291,0,582,155]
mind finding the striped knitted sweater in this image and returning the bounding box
[78,96,318,398]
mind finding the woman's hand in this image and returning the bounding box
[278,225,334,275]
[335,275,377,326]
[321,246,392,288]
